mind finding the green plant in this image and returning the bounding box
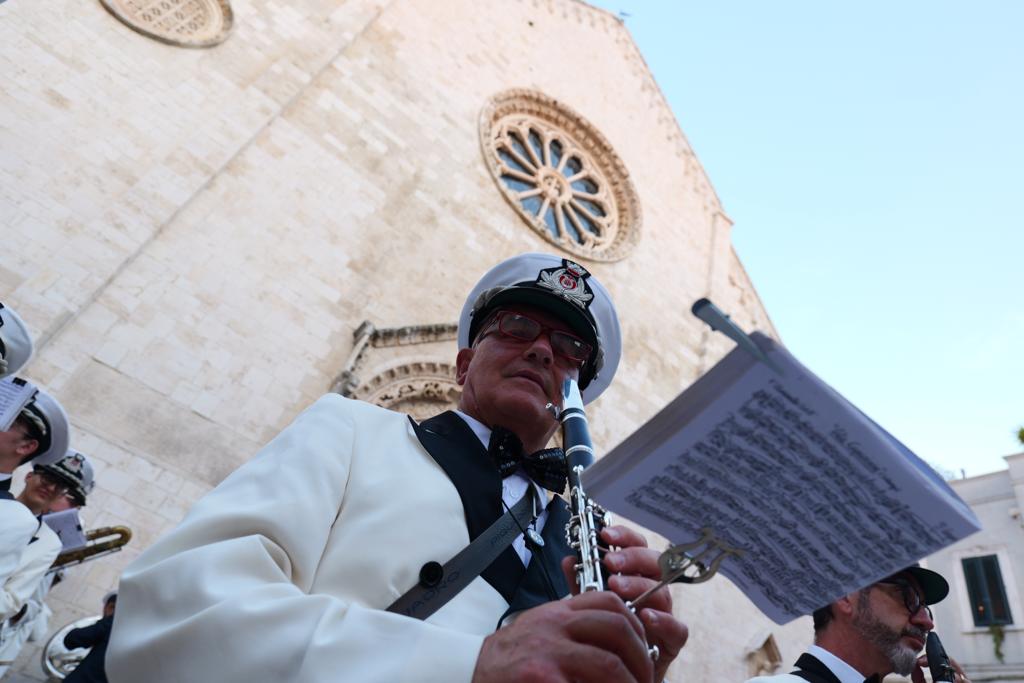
[1017,425,1024,446]
[989,623,1005,663]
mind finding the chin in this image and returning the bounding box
[493,397,556,438]
[888,644,920,676]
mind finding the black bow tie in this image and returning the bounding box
[488,426,568,493]
[864,675,881,683]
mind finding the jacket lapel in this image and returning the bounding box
[411,412,525,603]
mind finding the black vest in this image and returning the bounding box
[411,412,572,622]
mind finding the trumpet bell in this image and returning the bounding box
[41,615,101,680]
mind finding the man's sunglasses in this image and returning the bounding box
[35,472,72,497]
[481,311,593,364]
[876,579,932,620]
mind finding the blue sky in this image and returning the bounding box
[588,1,1023,477]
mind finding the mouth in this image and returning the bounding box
[510,369,550,395]
[901,634,925,652]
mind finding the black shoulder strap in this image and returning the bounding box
[387,490,535,620]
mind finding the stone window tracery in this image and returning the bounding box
[480,90,641,262]
[99,0,233,47]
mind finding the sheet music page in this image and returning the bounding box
[585,335,981,624]
[0,376,37,432]
[42,509,88,552]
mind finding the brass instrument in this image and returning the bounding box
[51,526,132,571]
[41,616,101,680]
[39,527,131,679]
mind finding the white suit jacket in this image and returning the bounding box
[0,523,60,670]
[108,394,573,683]
[0,500,40,620]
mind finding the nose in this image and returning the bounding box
[910,605,935,630]
[522,332,554,366]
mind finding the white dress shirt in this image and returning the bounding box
[807,644,867,683]
[454,411,550,567]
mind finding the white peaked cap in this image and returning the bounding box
[0,303,34,379]
[457,253,621,405]
[35,449,95,506]
[21,390,70,467]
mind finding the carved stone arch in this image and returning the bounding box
[353,360,460,422]
[745,632,783,677]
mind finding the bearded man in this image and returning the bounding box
[747,565,970,683]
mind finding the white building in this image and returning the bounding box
[926,452,1024,681]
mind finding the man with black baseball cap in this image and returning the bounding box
[747,563,970,683]
[110,254,688,683]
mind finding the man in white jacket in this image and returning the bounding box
[0,390,71,608]
[109,254,688,683]
[0,452,95,676]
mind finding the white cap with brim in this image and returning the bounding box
[20,390,70,467]
[0,304,33,379]
[458,253,621,405]
[35,449,94,506]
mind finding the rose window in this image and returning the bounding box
[481,90,640,262]
[99,0,233,47]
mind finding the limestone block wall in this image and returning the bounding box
[3,0,790,680]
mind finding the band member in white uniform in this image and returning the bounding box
[108,253,688,683]
[0,451,96,676]
[1,301,36,498]
[1,390,71,607]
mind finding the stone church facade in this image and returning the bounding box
[2,0,813,679]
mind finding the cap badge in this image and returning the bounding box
[65,453,85,476]
[536,259,594,310]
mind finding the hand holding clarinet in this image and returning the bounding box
[472,380,688,683]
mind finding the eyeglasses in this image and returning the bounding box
[876,580,933,620]
[481,311,593,364]
[35,472,72,497]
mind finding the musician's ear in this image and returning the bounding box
[455,348,474,386]
[833,592,860,620]
[16,438,39,459]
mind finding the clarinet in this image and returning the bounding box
[554,378,660,661]
[555,378,609,593]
